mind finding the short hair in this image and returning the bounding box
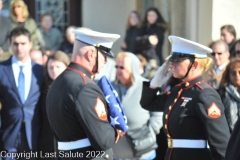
[221,25,237,39]
[211,40,229,51]
[9,27,31,42]
[41,12,54,23]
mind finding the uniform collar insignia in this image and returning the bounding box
[69,62,95,79]
[180,76,203,88]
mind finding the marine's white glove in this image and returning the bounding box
[150,61,172,88]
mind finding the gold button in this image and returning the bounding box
[105,154,109,158]
[185,82,190,87]
[165,124,167,129]
[83,74,86,76]
[165,114,168,119]
[91,75,94,79]
[174,98,177,102]
[169,106,172,110]
[167,134,170,138]
[198,82,201,84]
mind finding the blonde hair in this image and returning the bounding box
[10,0,29,20]
[116,52,134,83]
[195,57,212,72]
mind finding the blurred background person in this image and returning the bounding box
[220,24,237,58]
[0,0,12,54]
[30,49,44,65]
[218,58,240,133]
[112,52,162,160]
[40,12,62,50]
[121,11,141,54]
[135,7,167,65]
[9,0,44,49]
[234,39,240,58]
[38,51,69,158]
[203,40,230,89]
[40,46,52,65]
[94,57,116,83]
[60,26,76,58]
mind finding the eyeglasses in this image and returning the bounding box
[211,52,222,56]
[115,65,124,70]
[230,71,240,77]
[235,50,240,54]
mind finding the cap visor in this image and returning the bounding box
[101,50,114,57]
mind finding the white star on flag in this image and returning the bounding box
[110,116,120,126]
[114,104,122,112]
[113,90,118,97]
[105,94,111,103]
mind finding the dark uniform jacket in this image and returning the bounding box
[46,62,117,160]
[140,76,230,160]
[225,116,240,160]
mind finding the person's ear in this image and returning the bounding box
[193,61,198,69]
[85,47,95,62]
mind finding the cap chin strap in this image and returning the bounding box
[181,57,195,80]
[94,47,99,74]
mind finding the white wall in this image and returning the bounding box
[212,0,240,41]
[82,0,136,54]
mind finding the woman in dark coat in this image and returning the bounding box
[38,51,69,159]
[121,11,141,54]
[135,7,167,65]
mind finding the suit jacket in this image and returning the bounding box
[0,57,44,152]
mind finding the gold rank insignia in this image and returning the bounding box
[94,97,107,121]
[208,102,221,118]
[180,97,192,107]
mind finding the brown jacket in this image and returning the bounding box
[203,60,229,89]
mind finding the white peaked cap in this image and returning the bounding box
[168,35,212,59]
[72,29,120,57]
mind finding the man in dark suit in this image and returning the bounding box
[0,27,44,159]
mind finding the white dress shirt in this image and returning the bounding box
[12,56,32,101]
[214,61,229,74]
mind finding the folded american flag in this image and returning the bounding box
[98,76,128,132]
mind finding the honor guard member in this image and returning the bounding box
[46,29,123,160]
[140,36,230,160]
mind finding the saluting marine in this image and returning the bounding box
[46,29,123,160]
[140,36,230,160]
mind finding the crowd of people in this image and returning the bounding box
[1,0,240,160]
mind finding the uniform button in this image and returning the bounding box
[83,74,86,76]
[169,106,172,110]
[167,134,170,138]
[174,98,177,102]
[185,82,190,87]
[165,124,167,129]
[198,82,201,84]
[165,114,168,119]
[105,154,109,158]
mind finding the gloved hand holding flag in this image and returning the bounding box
[98,76,128,133]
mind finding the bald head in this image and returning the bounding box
[30,50,44,65]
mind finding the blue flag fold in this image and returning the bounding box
[98,76,128,132]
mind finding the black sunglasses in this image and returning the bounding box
[115,65,124,69]
[211,52,222,56]
[230,71,240,77]
[235,50,240,55]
